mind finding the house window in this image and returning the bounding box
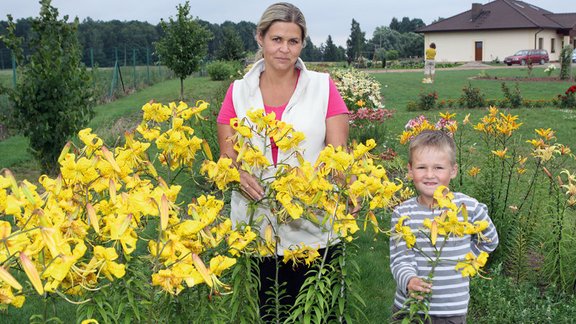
[551,39,555,53]
[538,38,543,50]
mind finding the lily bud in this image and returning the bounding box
[0,266,22,291]
[19,252,44,295]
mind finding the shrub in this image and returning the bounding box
[386,50,399,61]
[500,82,522,108]
[459,82,485,108]
[556,85,576,109]
[1,0,94,174]
[206,60,240,81]
[469,264,576,323]
[559,46,573,80]
[407,91,438,111]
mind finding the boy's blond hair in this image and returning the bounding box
[408,130,456,165]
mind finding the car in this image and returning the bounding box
[572,49,576,63]
[504,49,549,66]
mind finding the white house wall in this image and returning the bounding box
[424,29,563,63]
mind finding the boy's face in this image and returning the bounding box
[408,147,457,206]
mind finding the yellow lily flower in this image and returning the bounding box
[455,251,488,277]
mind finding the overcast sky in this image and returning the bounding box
[1,1,572,47]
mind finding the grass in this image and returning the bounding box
[0,75,229,179]
[373,66,574,110]
[1,66,576,322]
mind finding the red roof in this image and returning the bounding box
[417,0,576,32]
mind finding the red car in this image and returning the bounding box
[504,49,549,66]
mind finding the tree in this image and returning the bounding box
[346,19,366,61]
[323,35,339,62]
[390,17,426,33]
[369,26,423,59]
[300,36,322,61]
[0,0,94,174]
[154,1,212,100]
[216,26,245,61]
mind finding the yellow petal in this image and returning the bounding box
[118,214,132,237]
[431,220,438,246]
[58,141,72,163]
[192,254,213,288]
[202,140,213,161]
[86,203,100,234]
[20,182,37,205]
[40,227,60,257]
[109,178,117,204]
[101,146,121,173]
[461,204,468,223]
[4,169,19,198]
[20,252,44,295]
[160,194,169,231]
[0,266,23,291]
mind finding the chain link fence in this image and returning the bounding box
[0,46,179,139]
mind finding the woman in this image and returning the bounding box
[216,2,349,318]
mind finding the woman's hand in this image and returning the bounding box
[240,170,265,200]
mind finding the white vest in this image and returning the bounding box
[230,58,333,254]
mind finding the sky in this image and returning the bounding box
[1,0,572,47]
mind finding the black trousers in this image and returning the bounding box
[258,245,339,320]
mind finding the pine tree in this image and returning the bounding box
[346,19,366,61]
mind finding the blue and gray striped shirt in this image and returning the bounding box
[389,193,499,316]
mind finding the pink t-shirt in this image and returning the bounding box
[217,74,348,164]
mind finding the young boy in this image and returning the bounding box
[390,130,499,323]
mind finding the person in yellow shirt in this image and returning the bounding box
[424,43,436,83]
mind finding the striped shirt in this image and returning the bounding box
[389,193,499,316]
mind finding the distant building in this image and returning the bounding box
[417,0,576,62]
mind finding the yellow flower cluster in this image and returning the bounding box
[422,186,489,243]
[527,128,572,163]
[210,110,403,263]
[0,101,247,307]
[137,101,209,170]
[473,106,522,137]
[393,186,490,278]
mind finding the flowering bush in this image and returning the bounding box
[349,107,395,144]
[459,83,485,108]
[556,85,576,109]
[331,68,385,111]
[544,64,557,76]
[0,99,406,322]
[399,112,457,144]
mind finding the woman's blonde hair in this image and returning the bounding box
[255,2,307,59]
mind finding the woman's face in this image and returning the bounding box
[258,21,303,71]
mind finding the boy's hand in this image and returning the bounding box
[407,277,432,300]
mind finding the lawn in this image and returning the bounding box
[2,65,576,322]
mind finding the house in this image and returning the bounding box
[416,0,576,62]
